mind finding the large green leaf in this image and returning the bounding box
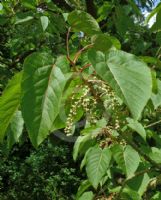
[86,146,111,189]
[88,50,152,120]
[0,72,22,142]
[123,145,140,177]
[21,53,67,147]
[151,79,161,109]
[111,144,140,178]
[7,110,24,149]
[68,10,101,36]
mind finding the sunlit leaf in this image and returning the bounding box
[86,146,111,188]
[21,53,67,147]
[111,144,140,177]
[41,16,49,31]
[88,50,152,120]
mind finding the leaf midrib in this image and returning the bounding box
[38,64,56,134]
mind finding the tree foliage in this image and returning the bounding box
[0,0,161,199]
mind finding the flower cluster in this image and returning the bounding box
[64,85,90,135]
[88,76,119,110]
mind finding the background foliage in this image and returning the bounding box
[0,140,83,200]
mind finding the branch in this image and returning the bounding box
[80,63,91,72]
[73,44,93,64]
[66,27,75,66]
[66,27,71,58]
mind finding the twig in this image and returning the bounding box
[66,29,93,66]
[73,43,94,64]
[80,63,91,72]
[66,27,71,58]
[145,119,161,128]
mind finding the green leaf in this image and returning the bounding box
[21,53,67,147]
[122,187,142,200]
[127,0,141,16]
[76,180,91,199]
[111,144,140,178]
[151,79,161,109]
[78,191,94,200]
[15,16,34,24]
[127,172,150,196]
[151,70,158,94]
[151,192,161,200]
[80,148,93,170]
[55,55,70,74]
[151,10,161,32]
[0,72,22,142]
[97,2,113,22]
[22,0,36,9]
[108,36,121,50]
[127,118,146,141]
[123,146,140,177]
[145,3,161,24]
[92,34,112,52]
[88,50,152,120]
[51,76,83,133]
[139,56,158,65]
[81,118,107,136]
[86,146,111,189]
[149,147,161,164]
[68,10,101,36]
[73,134,93,161]
[7,111,24,149]
[73,119,106,160]
[51,114,66,131]
[41,16,49,31]
[114,6,134,37]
